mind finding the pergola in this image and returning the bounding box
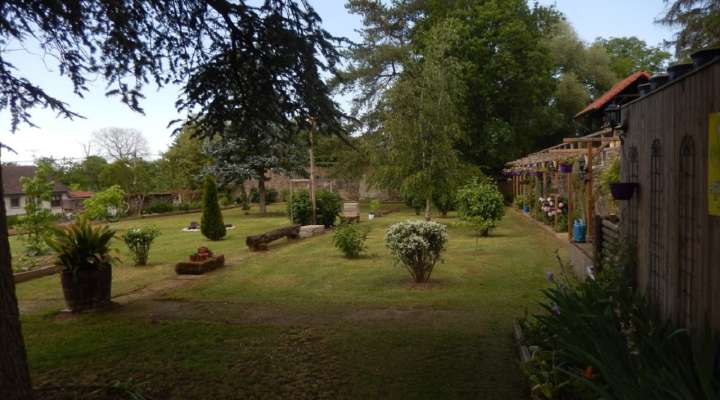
[506,128,619,241]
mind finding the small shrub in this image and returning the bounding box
[249,187,260,203]
[200,175,226,241]
[122,226,161,266]
[403,193,424,215]
[266,188,279,203]
[144,201,174,214]
[288,190,312,225]
[384,220,448,283]
[369,199,381,214]
[287,189,342,226]
[6,215,22,228]
[456,178,505,236]
[333,223,368,258]
[316,189,342,227]
[280,189,290,202]
[433,190,455,217]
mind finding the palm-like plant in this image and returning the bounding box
[47,217,116,275]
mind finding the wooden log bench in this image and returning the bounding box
[246,224,301,251]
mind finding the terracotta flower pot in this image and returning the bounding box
[61,267,112,312]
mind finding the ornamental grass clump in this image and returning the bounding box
[122,226,161,266]
[333,223,368,258]
[384,220,448,283]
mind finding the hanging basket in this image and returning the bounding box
[559,164,573,173]
[609,182,638,200]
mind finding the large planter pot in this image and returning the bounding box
[691,48,720,68]
[667,63,694,81]
[61,267,112,312]
[609,182,638,200]
[559,164,573,173]
[649,73,669,90]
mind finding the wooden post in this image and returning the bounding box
[586,142,594,241]
[309,121,317,225]
[542,165,547,197]
[567,170,573,241]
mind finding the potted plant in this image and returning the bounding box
[47,217,116,312]
[368,199,381,220]
[559,159,574,173]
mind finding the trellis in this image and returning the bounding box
[506,128,619,241]
[678,136,697,328]
[649,139,666,313]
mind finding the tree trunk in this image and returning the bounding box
[0,162,34,399]
[258,173,267,216]
[424,198,431,221]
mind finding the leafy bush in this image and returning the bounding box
[122,226,161,266]
[200,175,226,241]
[369,199,381,214]
[316,189,342,227]
[456,178,505,236]
[521,253,720,400]
[266,188,279,203]
[280,189,290,202]
[384,220,448,283]
[249,187,260,203]
[288,190,312,225]
[513,194,529,209]
[144,201,174,214]
[288,189,342,227]
[6,215,22,228]
[84,185,128,221]
[46,217,116,275]
[433,190,456,217]
[19,164,55,255]
[403,193,424,215]
[333,223,368,258]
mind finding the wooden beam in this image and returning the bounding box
[586,142,594,242]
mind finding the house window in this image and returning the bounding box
[649,139,666,313]
[10,197,20,208]
[51,194,62,208]
[678,136,697,328]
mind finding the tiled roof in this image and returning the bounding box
[575,71,651,118]
[1,165,69,195]
[69,191,93,199]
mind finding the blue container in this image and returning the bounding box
[572,219,587,243]
[523,205,530,213]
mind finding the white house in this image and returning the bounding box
[2,165,70,216]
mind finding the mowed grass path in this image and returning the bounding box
[16,207,565,399]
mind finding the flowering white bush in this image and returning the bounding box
[122,226,160,266]
[384,220,448,283]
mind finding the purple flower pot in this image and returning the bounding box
[559,164,573,173]
[610,182,638,200]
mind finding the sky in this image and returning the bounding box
[0,0,675,164]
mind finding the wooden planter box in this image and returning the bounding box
[175,255,225,275]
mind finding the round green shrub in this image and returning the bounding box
[456,178,505,236]
[384,220,448,283]
[201,175,226,241]
[333,223,368,258]
[316,189,342,227]
[287,189,342,227]
[122,226,161,266]
[288,190,312,225]
[433,190,456,217]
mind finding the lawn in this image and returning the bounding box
[15,206,566,399]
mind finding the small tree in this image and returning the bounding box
[456,178,505,236]
[122,226,161,266]
[385,220,448,283]
[201,175,226,241]
[19,164,55,255]
[83,185,128,221]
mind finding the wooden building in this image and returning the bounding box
[620,58,720,331]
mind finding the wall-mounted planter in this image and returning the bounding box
[559,164,573,173]
[609,182,638,200]
[691,47,720,68]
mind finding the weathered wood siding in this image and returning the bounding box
[622,60,720,331]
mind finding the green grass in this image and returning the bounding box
[16,206,566,399]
